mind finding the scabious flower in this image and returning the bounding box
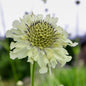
[6,13,78,74]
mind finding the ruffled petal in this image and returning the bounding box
[44,14,58,28]
[6,28,28,41]
[13,20,27,32]
[27,47,39,63]
[53,48,72,66]
[10,47,28,59]
[39,67,48,73]
[10,41,29,49]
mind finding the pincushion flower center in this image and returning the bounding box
[27,21,57,49]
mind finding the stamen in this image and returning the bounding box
[25,24,29,31]
[26,21,57,49]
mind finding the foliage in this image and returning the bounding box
[0,38,30,81]
[0,38,82,86]
[37,67,86,86]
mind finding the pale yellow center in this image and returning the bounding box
[26,21,57,49]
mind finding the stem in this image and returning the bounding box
[30,62,35,86]
[9,58,18,82]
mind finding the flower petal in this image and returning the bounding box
[10,47,28,59]
[39,67,48,73]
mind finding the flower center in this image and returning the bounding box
[26,21,57,49]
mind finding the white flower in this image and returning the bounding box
[6,13,78,74]
[16,80,24,86]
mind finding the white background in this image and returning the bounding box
[0,0,86,38]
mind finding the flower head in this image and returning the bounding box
[6,13,78,73]
[16,80,24,86]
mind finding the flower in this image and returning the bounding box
[6,13,78,74]
[16,80,24,86]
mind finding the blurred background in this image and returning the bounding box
[0,0,86,86]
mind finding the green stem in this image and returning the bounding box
[9,58,18,82]
[30,62,35,86]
